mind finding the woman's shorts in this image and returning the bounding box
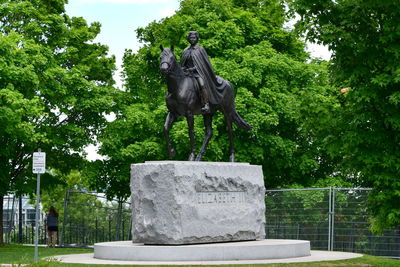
[47,226,58,232]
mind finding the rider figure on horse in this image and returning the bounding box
[159,33,252,161]
[181,31,220,114]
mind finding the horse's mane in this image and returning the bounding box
[161,48,174,58]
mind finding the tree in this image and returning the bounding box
[289,0,400,232]
[86,102,166,202]
[96,0,336,200]
[0,0,117,245]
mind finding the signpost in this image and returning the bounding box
[32,151,46,174]
[32,149,45,263]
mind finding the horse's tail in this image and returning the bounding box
[231,110,252,130]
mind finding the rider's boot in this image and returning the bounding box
[202,102,210,114]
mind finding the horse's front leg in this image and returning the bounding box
[225,113,235,162]
[164,112,176,159]
[186,112,196,161]
[196,114,213,161]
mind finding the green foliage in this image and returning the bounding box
[289,0,400,232]
[0,0,117,244]
[40,170,88,217]
[0,0,117,193]
[86,103,167,201]
[60,191,130,246]
[39,171,131,246]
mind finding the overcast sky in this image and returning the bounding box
[66,0,180,90]
[66,0,180,57]
[65,0,330,160]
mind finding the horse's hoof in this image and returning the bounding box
[229,154,235,162]
[201,103,211,114]
[188,153,196,161]
[169,149,176,159]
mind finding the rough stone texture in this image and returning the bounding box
[131,161,265,245]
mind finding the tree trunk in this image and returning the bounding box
[0,195,4,246]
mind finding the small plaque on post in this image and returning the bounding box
[32,152,46,174]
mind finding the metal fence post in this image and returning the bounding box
[34,171,41,263]
[108,217,111,241]
[19,195,23,243]
[128,216,132,240]
[60,189,70,246]
[82,218,85,245]
[95,218,98,243]
[328,187,332,251]
[331,188,335,251]
[264,187,399,257]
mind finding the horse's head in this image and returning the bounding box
[159,45,176,74]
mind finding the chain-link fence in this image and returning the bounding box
[4,187,400,258]
[2,195,47,244]
[265,188,400,258]
[3,191,131,247]
[60,190,131,246]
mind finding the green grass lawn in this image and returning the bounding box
[1,244,399,266]
[0,244,91,265]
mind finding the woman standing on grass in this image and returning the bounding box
[45,206,59,247]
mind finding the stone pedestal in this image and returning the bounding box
[130,161,265,245]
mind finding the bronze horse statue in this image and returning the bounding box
[159,45,251,162]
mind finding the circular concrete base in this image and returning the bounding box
[94,239,310,261]
[54,251,363,265]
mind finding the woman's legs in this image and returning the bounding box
[47,230,58,247]
[47,230,51,247]
[52,231,58,247]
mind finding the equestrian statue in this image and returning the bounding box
[160,31,251,162]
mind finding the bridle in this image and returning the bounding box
[160,60,172,73]
[160,51,174,74]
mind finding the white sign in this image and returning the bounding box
[32,152,46,174]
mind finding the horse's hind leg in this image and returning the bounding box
[164,112,176,159]
[225,113,235,162]
[186,112,196,161]
[196,114,213,161]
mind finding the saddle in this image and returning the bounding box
[186,74,229,105]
